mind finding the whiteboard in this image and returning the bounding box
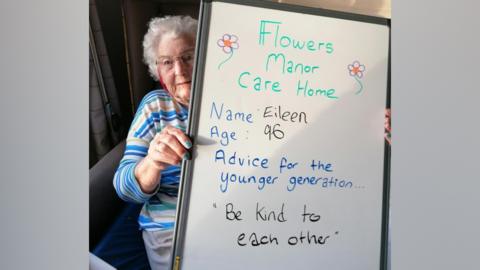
[173,1,390,269]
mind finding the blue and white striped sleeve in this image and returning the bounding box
[113,92,162,203]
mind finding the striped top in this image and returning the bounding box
[113,89,188,231]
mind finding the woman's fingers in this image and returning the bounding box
[385,109,391,128]
[148,142,182,166]
[163,125,192,149]
[157,133,189,160]
[384,108,391,145]
[147,126,191,168]
[385,134,391,145]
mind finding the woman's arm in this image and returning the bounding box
[113,92,191,203]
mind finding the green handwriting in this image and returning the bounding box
[259,20,334,54]
[265,52,319,75]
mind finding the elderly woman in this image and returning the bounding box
[113,15,197,269]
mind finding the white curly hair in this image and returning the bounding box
[143,15,198,81]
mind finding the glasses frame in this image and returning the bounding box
[155,49,195,72]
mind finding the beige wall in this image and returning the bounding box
[276,0,391,18]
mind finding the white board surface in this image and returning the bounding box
[176,1,389,269]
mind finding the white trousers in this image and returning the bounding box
[142,229,174,270]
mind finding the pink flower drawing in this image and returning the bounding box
[348,61,366,78]
[217,34,239,54]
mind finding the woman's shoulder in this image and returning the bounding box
[142,89,172,102]
[138,89,174,109]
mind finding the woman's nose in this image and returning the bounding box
[174,59,188,76]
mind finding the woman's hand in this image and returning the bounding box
[146,125,192,169]
[385,108,391,145]
[135,125,192,193]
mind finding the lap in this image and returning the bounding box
[142,229,174,270]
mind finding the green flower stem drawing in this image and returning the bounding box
[218,51,234,70]
[354,76,363,94]
[217,34,239,70]
[348,60,366,95]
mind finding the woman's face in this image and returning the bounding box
[156,34,195,107]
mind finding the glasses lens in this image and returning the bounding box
[158,58,172,70]
[181,53,194,64]
[157,51,194,71]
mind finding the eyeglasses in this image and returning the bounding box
[156,50,195,72]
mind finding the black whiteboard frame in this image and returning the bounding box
[171,1,391,269]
